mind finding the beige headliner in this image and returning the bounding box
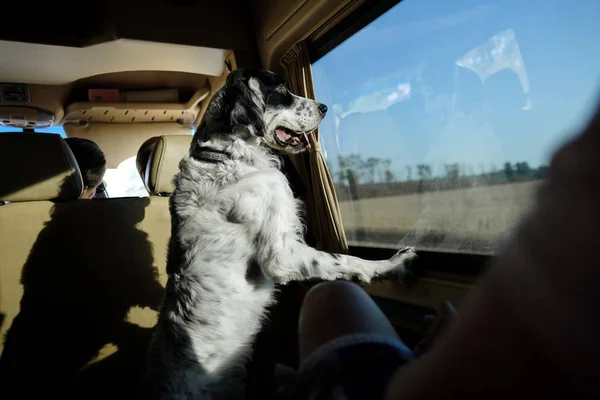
[0,39,226,85]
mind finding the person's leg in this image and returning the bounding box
[275,281,415,399]
[299,281,403,361]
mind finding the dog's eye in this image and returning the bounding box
[275,85,287,94]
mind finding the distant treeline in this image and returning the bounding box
[330,155,548,201]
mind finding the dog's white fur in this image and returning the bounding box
[147,72,416,399]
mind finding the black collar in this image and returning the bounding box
[190,145,233,163]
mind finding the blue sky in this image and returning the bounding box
[0,126,65,136]
[313,0,600,180]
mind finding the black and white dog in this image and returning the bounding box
[147,69,417,399]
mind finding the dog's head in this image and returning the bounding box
[195,69,327,154]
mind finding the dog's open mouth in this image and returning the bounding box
[274,126,311,149]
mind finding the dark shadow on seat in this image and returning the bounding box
[246,283,306,400]
[0,182,165,399]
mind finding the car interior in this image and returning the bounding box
[0,0,597,398]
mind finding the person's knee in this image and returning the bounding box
[304,281,362,307]
[299,281,398,361]
[301,281,369,329]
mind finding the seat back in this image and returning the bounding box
[0,133,172,398]
[0,132,83,202]
[137,135,193,195]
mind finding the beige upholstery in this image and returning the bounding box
[140,135,192,195]
[0,133,83,202]
[0,134,175,397]
[0,196,170,397]
[136,137,161,186]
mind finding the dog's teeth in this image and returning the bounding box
[302,132,311,149]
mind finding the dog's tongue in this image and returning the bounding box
[275,127,312,149]
[275,128,292,142]
[302,132,311,150]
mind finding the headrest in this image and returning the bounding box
[0,133,83,202]
[137,135,192,195]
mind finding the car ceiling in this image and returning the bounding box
[0,0,254,52]
[1,0,353,72]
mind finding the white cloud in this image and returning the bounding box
[387,92,399,102]
[456,29,532,110]
[336,83,412,119]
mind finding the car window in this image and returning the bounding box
[103,156,149,198]
[313,0,600,254]
[33,126,67,137]
[0,127,23,133]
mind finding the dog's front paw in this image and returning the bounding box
[387,246,419,284]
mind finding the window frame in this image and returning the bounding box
[308,0,494,275]
[309,0,403,63]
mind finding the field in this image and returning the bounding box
[338,181,542,254]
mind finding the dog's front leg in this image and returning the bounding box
[257,237,417,285]
[252,178,417,285]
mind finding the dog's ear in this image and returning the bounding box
[193,88,230,143]
[193,70,266,143]
[229,77,266,137]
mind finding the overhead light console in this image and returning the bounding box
[0,83,30,104]
[0,83,54,128]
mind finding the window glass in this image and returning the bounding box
[33,126,67,137]
[103,156,149,198]
[0,127,23,133]
[0,127,64,135]
[313,0,600,253]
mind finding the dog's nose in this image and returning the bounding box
[318,103,328,116]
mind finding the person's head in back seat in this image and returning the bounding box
[64,138,106,199]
